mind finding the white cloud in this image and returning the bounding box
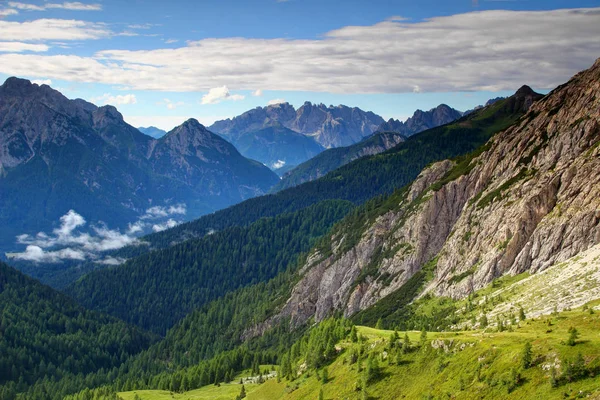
[272,160,286,169]
[164,39,178,44]
[97,256,126,266]
[268,98,286,105]
[141,204,186,219]
[0,19,110,41]
[31,78,52,85]
[92,93,137,105]
[159,98,185,110]
[201,86,245,105]
[152,219,179,232]
[12,245,87,263]
[0,9,19,17]
[6,206,186,263]
[8,2,102,11]
[1,9,598,93]
[0,41,48,52]
[252,89,263,97]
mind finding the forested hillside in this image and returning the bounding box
[0,262,155,400]
[107,89,535,265]
[273,131,405,191]
[67,200,354,334]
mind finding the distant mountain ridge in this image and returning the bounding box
[376,104,463,136]
[0,77,278,252]
[273,131,406,191]
[209,101,385,148]
[231,124,325,174]
[138,126,167,138]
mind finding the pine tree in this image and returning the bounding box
[521,342,532,369]
[239,384,246,399]
[322,368,329,384]
[479,314,488,328]
[519,307,526,321]
[350,326,358,343]
[567,327,579,346]
[319,387,324,400]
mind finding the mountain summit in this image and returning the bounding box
[209,102,384,148]
[376,103,463,136]
[0,78,278,251]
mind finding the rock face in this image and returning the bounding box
[0,78,278,251]
[264,59,600,330]
[209,102,385,148]
[273,132,405,191]
[376,104,463,137]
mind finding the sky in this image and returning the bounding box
[0,0,599,131]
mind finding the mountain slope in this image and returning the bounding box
[209,102,384,148]
[105,87,537,264]
[66,200,353,334]
[273,131,405,191]
[0,261,154,399]
[231,125,325,172]
[375,103,463,136]
[0,78,278,252]
[271,61,598,329]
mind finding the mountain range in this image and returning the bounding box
[209,101,385,149]
[0,78,278,252]
[2,59,600,400]
[375,103,463,136]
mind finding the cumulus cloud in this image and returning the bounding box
[7,205,186,263]
[201,86,245,105]
[252,89,263,97]
[268,98,286,105]
[0,41,48,52]
[92,93,137,105]
[8,2,102,11]
[272,160,286,169]
[0,9,19,17]
[159,98,185,110]
[0,18,110,41]
[0,8,598,93]
[31,78,52,85]
[152,219,178,232]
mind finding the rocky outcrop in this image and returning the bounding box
[209,102,384,149]
[376,104,463,137]
[259,59,600,332]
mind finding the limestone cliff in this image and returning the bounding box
[262,58,600,331]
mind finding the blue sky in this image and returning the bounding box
[0,0,599,130]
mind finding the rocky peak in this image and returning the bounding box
[92,105,124,127]
[265,59,599,330]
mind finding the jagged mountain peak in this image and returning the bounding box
[515,84,536,97]
[269,59,599,329]
[93,104,124,123]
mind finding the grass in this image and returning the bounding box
[119,383,258,400]
[248,308,600,399]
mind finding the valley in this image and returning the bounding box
[0,4,599,399]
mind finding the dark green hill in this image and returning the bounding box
[110,86,537,261]
[66,200,354,334]
[273,131,405,191]
[0,261,155,400]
